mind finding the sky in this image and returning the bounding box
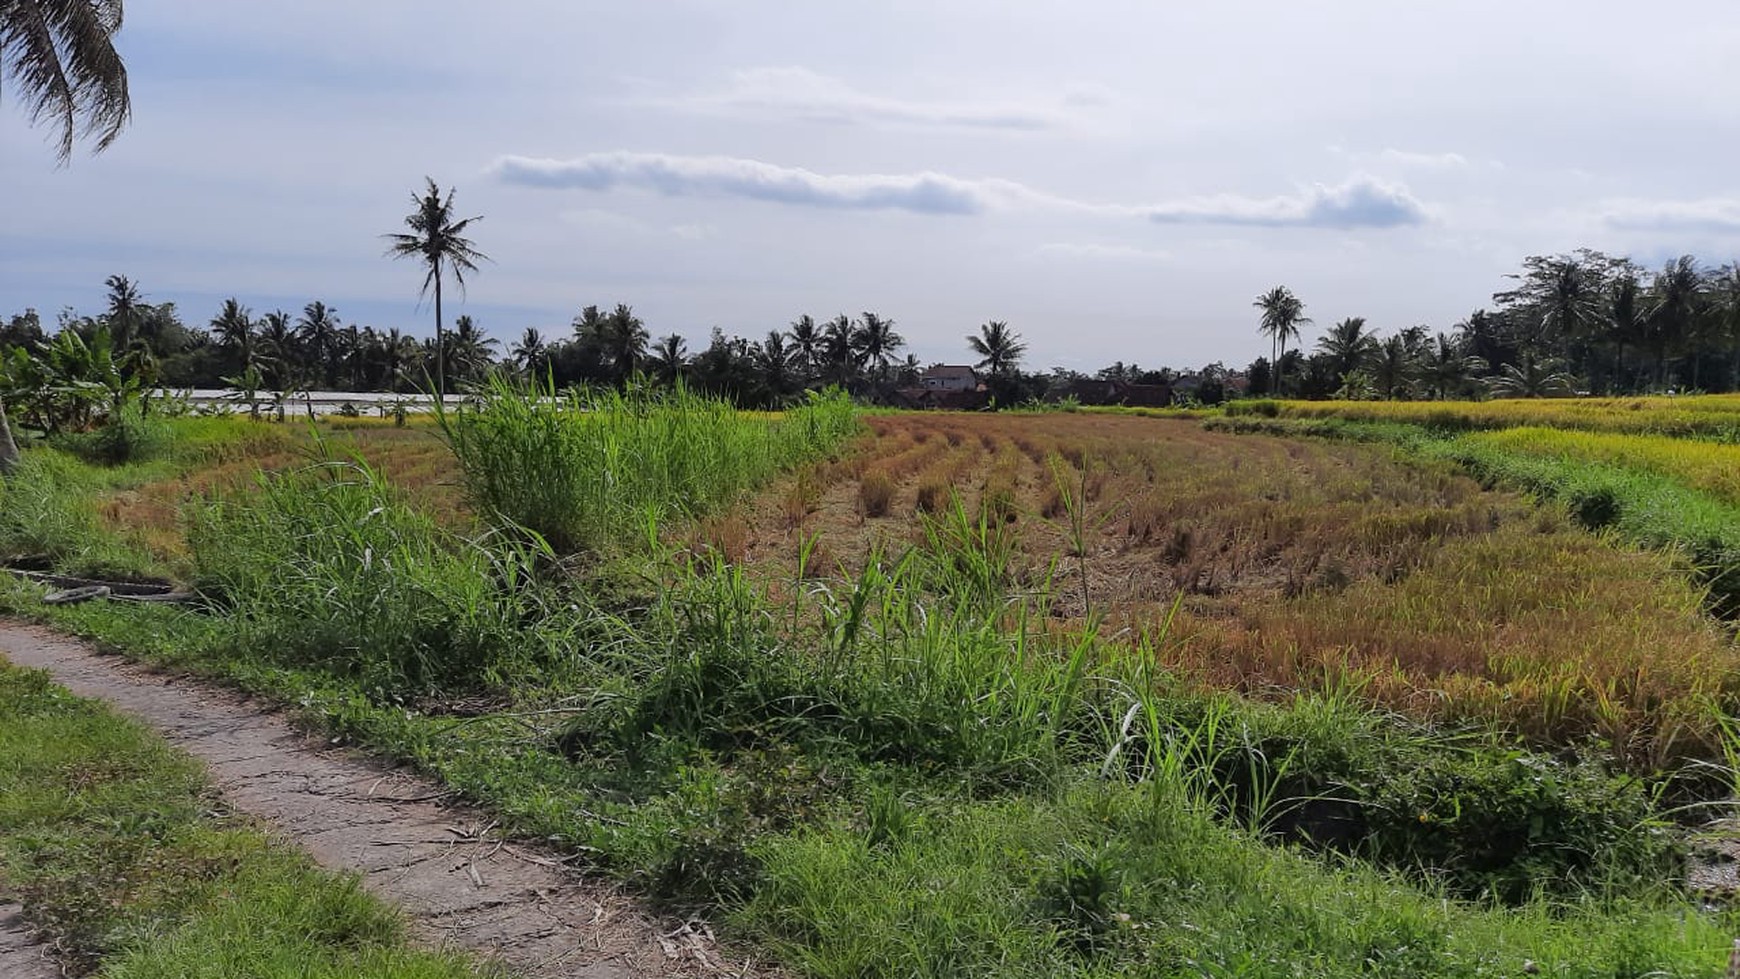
[5,0,1740,373]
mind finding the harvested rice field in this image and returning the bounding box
[713,412,1738,761]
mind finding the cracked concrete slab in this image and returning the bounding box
[0,621,754,978]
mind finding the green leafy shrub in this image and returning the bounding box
[55,403,172,465]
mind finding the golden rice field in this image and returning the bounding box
[1460,427,1740,506]
[1254,393,1740,437]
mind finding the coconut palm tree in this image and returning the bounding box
[1605,269,1643,393]
[1485,351,1574,398]
[1420,334,1486,400]
[510,327,548,378]
[1316,317,1377,388]
[210,298,255,372]
[384,177,489,397]
[602,304,647,383]
[256,310,294,388]
[649,333,688,386]
[1642,255,1705,390]
[102,273,141,352]
[967,320,1026,377]
[852,311,904,383]
[789,315,820,381]
[446,314,499,384]
[379,327,421,392]
[1254,286,1310,394]
[294,301,342,387]
[1370,334,1418,400]
[754,330,800,407]
[2,0,130,164]
[820,314,859,388]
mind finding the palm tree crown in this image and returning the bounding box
[2,0,130,164]
[967,321,1026,376]
[383,177,488,397]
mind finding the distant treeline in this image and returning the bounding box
[8,250,1737,415]
[1251,250,1740,400]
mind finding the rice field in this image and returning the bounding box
[1463,426,1740,506]
[720,412,1740,762]
[9,397,1740,976]
[1239,393,1740,438]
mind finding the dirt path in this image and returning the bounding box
[0,621,745,979]
[0,903,59,979]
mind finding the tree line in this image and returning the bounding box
[1251,250,1740,400]
[0,277,1046,416]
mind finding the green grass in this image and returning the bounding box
[188,447,575,692]
[0,414,294,580]
[0,661,482,978]
[5,560,1727,977]
[436,380,858,553]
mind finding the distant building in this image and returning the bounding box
[920,365,980,392]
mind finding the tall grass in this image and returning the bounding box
[0,450,160,578]
[437,379,857,552]
[189,447,571,691]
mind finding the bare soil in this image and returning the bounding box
[0,621,756,979]
[0,902,59,979]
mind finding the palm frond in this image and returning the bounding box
[2,0,130,163]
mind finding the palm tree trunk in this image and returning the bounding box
[0,396,19,476]
[434,270,446,400]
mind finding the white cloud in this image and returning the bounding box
[1036,242,1171,263]
[1379,149,1471,169]
[1602,197,1740,233]
[665,66,1077,131]
[492,152,1047,215]
[1145,174,1429,229]
[498,153,1432,233]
